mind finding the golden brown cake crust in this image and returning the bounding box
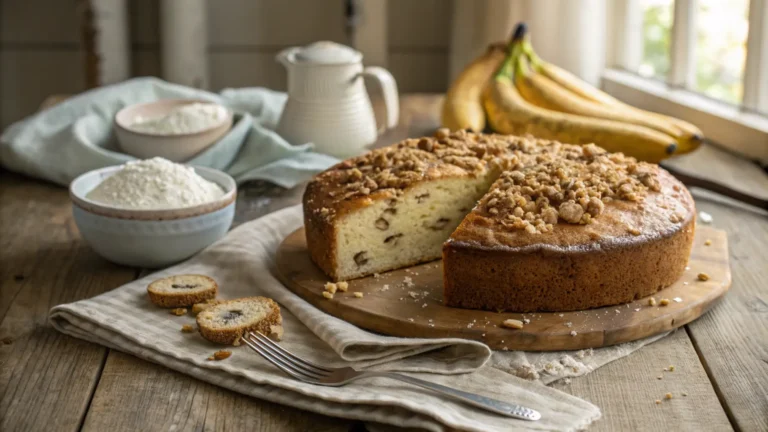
[443,168,696,312]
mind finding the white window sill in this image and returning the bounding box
[601,68,768,163]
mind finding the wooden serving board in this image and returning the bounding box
[275,226,730,351]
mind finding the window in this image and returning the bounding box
[605,0,768,161]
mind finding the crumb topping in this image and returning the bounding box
[308,130,664,234]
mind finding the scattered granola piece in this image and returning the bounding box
[181,324,195,333]
[668,365,675,372]
[649,297,657,306]
[336,281,349,292]
[697,273,710,281]
[322,291,334,300]
[682,392,688,397]
[1,337,13,345]
[665,393,673,400]
[502,319,524,329]
[324,282,338,294]
[170,308,187,316]
[353,292,364,298]
[657,375,663,380]
[570,330,578,336]
[704,239,712,246]
[208,350,232,361]
[655,400,662,405]
[660,298,670,306]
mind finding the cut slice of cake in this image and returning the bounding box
[303,130,532,281]
[443,144,695,312]
[196,297,282,345]
[147,274,218,308]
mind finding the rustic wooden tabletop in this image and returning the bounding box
[1,95,766,431]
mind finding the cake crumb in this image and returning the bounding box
[208,350,232,361]
[673,297,682,303]
[324,282,338,294]
[649,297,657,306]
[353,292,364,298]
[704,239,712,246]
[502,319,524,329]
[698,211,713,224]
[665,392,673,399]
[181,324,195,333]
[570,330,578,336]
[373,273,381,278]
[337,281,349,292]
[697,273,710,281]
[635,308,641,312]
[660,298,670,306]
[381,284,390,291]
[170,308,187,316]
[657,375,663,380]
[682,392,688,397]
[558,313,564,317]
[563,378,572,385]
[232,337,241,347]
[655,399,662,405]
[523,318,531,324]
[408,291,419,299]
[422,303,428,308]
[408,318,414,322]
[565,322,573,327]
[322,291,334,300]
[668,365,675,372]
[403,276,414,287]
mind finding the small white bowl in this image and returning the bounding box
[114,99,233,162]
[70,165,237,268]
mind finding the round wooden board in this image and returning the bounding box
[275,226,731,351]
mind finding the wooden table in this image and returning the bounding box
[1,95,766,431]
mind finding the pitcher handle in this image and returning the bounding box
[277,47,300,67]
[361,66,399,132]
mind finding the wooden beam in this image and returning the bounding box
[743,0,768,113]
[669,0,697,88]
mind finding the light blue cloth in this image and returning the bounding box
[0,77,339,188]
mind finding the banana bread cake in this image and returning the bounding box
[303,130,694,311]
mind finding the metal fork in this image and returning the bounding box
[242,331,541,421]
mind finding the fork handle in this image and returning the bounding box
[363,372,541,421]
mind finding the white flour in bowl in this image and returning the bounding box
[129,103,228,135]
[86,158,225,209]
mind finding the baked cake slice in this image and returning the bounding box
[303,130,529,281]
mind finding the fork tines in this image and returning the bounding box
[242,331,332,382]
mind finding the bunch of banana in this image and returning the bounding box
[443,23,703,162]
[441,43,507,132]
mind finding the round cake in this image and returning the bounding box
[303,130,695,312]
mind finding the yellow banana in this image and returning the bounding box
[515,61,684,139]
[441,44,506,132]
[530,55,703,154]
[483,51,678,163]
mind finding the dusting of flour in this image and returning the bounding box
[129,103,227,135]
[86,158,224,209]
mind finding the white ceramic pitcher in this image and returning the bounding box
[276,41,399,158]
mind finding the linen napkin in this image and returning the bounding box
[0,77,338,188]
[49,205,666,431]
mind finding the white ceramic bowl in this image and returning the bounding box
[70,165,237,268]
[114,99,233,162]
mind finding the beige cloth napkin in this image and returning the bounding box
[50,205,666,431]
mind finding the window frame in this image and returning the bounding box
[603,0,768,162]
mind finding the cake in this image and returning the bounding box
[196,297,283,345]
[147,274,218,308]
[303,130,695,312]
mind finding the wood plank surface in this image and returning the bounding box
[561,330,733,432]
[666,145,768,432]
[0,171,137,432]
[81,351,353,432]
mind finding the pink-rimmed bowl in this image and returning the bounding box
[69,164,237,268]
